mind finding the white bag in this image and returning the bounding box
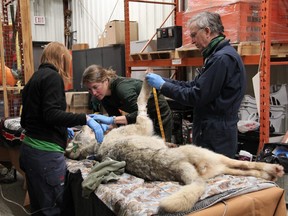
[237,120,260,133]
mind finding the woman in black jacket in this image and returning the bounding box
[20,42,106,216]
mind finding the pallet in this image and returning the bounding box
[130,41,288,61]
[130,50,175,60]
[175,47,201,58]
[237,41,288,58]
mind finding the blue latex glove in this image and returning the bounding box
[89,114,114,125]
[87,118,104,143]
[145,73,165,90]
[100,124,110,132]
[67,128,74,139]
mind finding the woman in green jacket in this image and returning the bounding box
[82,64,173,142]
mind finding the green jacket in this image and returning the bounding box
[92,77,173,141]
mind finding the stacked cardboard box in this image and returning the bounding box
[182,0,288,47]
[98,20,138,47]
[71,43,89,51]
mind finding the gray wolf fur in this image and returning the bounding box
[66,126,99,160]
[88,80,284,213]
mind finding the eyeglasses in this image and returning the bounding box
[190,28,204,38]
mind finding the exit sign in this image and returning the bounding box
[34,16,46,25]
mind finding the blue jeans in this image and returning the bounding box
[20,144,66,216]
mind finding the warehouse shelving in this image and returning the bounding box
[124,0,288,153]
[0,0,33,207]
[258,0,271,153]
[1,0,34,118]
[257,0,288,152]
[124,0,181,77]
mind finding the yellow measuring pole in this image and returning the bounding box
[152,87,165,142]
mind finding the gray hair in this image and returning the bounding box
[188,11,224,35]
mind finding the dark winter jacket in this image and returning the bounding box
[160,40,246,157]
[21,63,86,149]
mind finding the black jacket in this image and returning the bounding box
[161,40,246,157]
[21,63,86,149]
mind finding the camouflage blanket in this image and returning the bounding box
[66,158,278,216]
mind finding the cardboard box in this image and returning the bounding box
[182,0,288,46]
[99,20,138,46]
[66,92,90,107]
[66,91,92,113]
[97,36,107,47]
[72,43,89,50]
[66,106,92,114]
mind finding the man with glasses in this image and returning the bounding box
[146,11,246,158]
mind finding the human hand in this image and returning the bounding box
[67,128,74,139]
[86,118,104,143]
[145,73,165,90]
[89,114,114,125]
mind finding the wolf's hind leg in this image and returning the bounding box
[221,158,284,181]
[159,179,206,213]
[159,162,206,213]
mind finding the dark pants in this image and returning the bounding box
[193,118,238,158]
[19,144,66,216]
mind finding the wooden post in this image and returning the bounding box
[0,18,9,117]
[19,0,34,84]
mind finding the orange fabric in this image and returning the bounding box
[189,187,286,216]
[64,50,73,91]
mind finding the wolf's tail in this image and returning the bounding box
[159,179,206,213]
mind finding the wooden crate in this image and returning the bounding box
[130,50,175,61]
[131,50,175,60]
[176,47,201,58]
[149,51,175,60]
[130,53,141,61]
[238,42,288,58]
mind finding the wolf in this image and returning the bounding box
[66,126,99,160]
[95,79,284,213]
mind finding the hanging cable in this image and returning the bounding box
[106,0,120,26]
[78,0,120,36]
[78,0,103,33]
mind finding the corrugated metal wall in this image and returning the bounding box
[70,0,174,48]
[0,0,175,48]
[30,0,65,43]
[0,0,64,43]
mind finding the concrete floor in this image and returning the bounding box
[0,171,29,216]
